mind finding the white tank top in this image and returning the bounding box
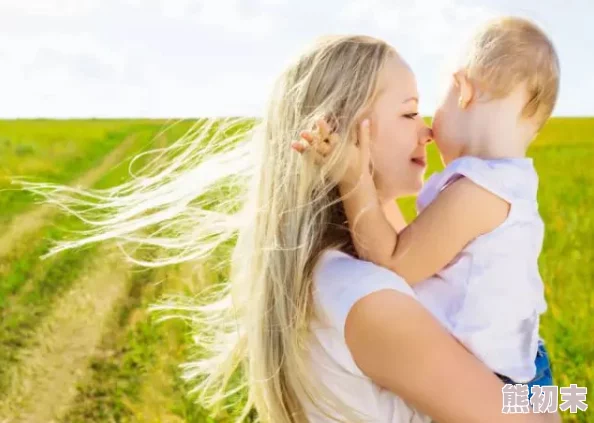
[308,250,430,422]
[413,156,547,382]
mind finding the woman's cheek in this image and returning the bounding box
[376,157,403,194]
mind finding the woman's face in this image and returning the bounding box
[367,55,432,200]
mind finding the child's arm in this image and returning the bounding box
[295,119,510,285]
[383,200,408,233]
[343,174,510,284]
[338,167,401,264]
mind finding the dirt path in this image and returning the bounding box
[0,244,134,422]
[0,134,137,260]
[0,132,184,423]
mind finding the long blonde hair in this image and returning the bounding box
[15,35,394,422]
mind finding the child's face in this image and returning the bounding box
[368,56,432,199]
[433,73,541,162]
[432,76,467,164]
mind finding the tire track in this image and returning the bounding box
[0,244,134,422]
[0,132,178,423]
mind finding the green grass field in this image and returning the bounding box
[0,118,592,422]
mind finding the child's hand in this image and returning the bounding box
[291,118,337,164]
[291,118,372,188]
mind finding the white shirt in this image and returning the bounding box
[307,249,430,423]
[413,156,547,382]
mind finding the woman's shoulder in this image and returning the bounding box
[308,251,428,423]
[312,249,416,336]
[314,249,413,293]
[308,251,429,423]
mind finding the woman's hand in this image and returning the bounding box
[291,118,373,188]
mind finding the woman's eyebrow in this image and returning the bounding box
[402,96,418,104]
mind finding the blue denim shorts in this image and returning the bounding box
[495,341,554,398]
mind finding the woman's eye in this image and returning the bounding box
[404,113,419,119]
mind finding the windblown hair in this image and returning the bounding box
[15,35,395,422]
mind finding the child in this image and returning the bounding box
[294,17,560,395]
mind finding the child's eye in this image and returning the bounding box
[403,113,419,119]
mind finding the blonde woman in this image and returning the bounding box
[298,15,561,411]
[18,35,556,422]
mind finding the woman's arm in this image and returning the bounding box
[345,289,553,423]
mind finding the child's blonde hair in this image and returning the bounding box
[15,35,395,422]
[463,16,560,128]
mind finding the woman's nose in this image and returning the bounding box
[419,125,433,145]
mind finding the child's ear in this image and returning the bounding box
[453,70,474,109]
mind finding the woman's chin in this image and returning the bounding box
[409,179,425,196]
[391,179,424,198]
[409,170,426,192]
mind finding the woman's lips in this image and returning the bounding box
[411,157,426,167]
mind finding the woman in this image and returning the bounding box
[18,35,555,422]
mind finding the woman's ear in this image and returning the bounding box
[453,70,474,109]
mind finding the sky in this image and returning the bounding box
[0,0,591,118]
